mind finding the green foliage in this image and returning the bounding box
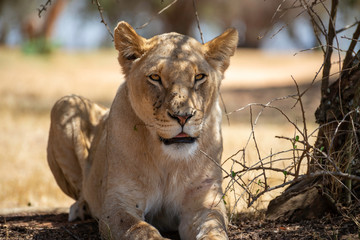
[293,135,300,149]
[22,38,57,55]
[222,195,227,205]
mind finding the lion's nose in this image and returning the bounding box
[168,112,194,126]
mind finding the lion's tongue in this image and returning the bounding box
[174,132,189,138]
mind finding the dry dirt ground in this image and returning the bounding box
[1,208,360,239]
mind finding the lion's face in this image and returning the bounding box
[114,22,238,159]
[126,34,220,157]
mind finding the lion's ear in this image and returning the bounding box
[204,28,238,73]
[114,21,146,74]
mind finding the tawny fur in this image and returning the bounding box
[47,21,238,240]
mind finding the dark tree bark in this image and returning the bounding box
[266,57,360,221]
[314,66,360,204]
[266,1,360,220]
[313,19,360,204]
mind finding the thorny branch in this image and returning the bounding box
[192,0,204,44]
[343,21,360,70]
[37,0,52,18]
[321,0,338,100]
[92,0,114,40]
[224,93,347,207]
[137,0,178,29]
[249,106,268,190]
[216,0,360,215]
[291,76,311,177]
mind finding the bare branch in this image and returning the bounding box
[137,0,178,29]
[249,106,268,190]
[291,76,311,176]
[228,101,305,140]
[343,22,360,70]
[92,0,114,40]
[220,92,230,127]
[321,0,338,99]
[37,0,52,18]
[192,0,204,44]
[336,20,360,34]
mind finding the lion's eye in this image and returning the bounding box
[148,74,161,83]
[195,74,207,82]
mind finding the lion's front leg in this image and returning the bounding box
[180,208,228,240]
[99,205,169,240]
[179,185,228,240]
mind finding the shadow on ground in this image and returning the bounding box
[1,208,359,240]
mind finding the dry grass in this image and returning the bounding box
[0,47,320,212]
[0,48,121,209]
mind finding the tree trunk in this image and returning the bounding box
[314,66,360,203]
[265,0,360,220]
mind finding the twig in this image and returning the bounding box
[314,161,360,203]
[37,0,52,18]
[291,76,311,177]
[336,20,360,34]
[92,0,114,40]
[349,115,360,162]
[200,149,252,196]
[342,35,360,43]
[228,102,305,140]
[226,165,296,179]
[249,106,268,190]
[136,0,178,29]
[342,22,360,70]
[220,92,230,127]
[301,0,328,54]
[192,0,204,44]
[222,148,243,166]
[269,0,288,24]
[259,0,314,41]
[235,151,302,178]
[329,108,360,159]
[200,149,253,211]
[321,0,338,100]
[320,0,343,115]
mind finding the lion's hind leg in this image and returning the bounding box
[47,95,107,221]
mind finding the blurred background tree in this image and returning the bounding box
[0,0,346,51]
[0,0,359,51]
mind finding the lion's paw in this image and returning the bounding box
[68,200,89,221]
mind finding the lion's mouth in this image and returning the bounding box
[160,132,197,145]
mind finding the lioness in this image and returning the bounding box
[47,21,238,239]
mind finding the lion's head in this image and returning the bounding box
[114,22,238,159]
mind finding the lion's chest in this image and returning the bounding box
[142,172,186,231]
